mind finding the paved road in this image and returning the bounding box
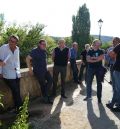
[29,72,120,129]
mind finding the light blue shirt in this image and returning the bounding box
[0,44,21,79]
[70,48,77,59]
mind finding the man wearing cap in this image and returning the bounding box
[0,35,22,111]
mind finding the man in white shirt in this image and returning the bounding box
[0,35,22,111]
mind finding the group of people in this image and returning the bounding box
[0,35,120,113]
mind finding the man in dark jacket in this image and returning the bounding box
[52,39,69,98]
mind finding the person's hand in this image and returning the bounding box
[91,57,97,60]
[0,74,3,78]
[29,70,34,76]
[0,61,6,66]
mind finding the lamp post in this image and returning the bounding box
[98,19,103,41]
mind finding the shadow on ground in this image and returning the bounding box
[87,101,118,129]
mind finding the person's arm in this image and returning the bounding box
[52,49,55,62]
[26,55,33,75]
[87,53,104,63]
[108,51,116,60]
[109,44,120,60]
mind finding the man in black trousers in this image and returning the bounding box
[52,39,70,98]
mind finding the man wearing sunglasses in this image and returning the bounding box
[0,35,22,112]
[26,39,53,104]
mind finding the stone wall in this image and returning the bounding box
[0,60,81,108]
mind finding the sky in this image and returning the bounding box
[0,0,120,37]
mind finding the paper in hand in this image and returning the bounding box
[4,54,11,63]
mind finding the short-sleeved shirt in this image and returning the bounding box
[80,50,87,63]
[113,44,120,71]
[30,47,47,77]
[87,49,104,68]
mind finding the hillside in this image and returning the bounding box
[92,35,113,43]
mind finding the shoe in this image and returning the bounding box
[98,99,102,103]
[108,81,112,85]
[83,97,92,101]
[106,103,113,110]
[47,100,53,104]
[61,95,67,98]
[74,80,79,84]
[111,107,120,112]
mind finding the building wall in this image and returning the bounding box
[0,60,81,108]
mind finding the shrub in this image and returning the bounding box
[9,95,29,129]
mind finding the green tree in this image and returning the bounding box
[65,37,72,47]
[43,35,57,64]
[72,4,91,56]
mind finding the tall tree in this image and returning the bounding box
[72,4,91,56]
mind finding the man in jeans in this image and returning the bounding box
[105,37,120,88]
[106,39,120,112]
[70,42,79,83]
[84,39,104,103]
[52,39,69,98]
[0,35,22,112]
[26,39,53,104]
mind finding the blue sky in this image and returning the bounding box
[0,0,120,37]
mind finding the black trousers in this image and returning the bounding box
[4,78,22,109]
[53,66,67,96]
[79,63,87,83]
[36,71,53,99]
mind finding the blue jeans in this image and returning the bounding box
[86,66,102,100]
[110,64,115,91]
[70,59,78,82]
[111,71,120,106]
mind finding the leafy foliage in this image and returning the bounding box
[9,95,29,129]
[101,41,112,50]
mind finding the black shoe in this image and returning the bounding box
[111,107,120,112]
[108,81,112,85]
[47,100,53,104]
[106,103,113,110]
[61,95,67,98]
[83,97,92,101]
[98,98,102,103]
[74,80,79,84]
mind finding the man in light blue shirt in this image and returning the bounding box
[70,42,79,83]
[0,35,22,112]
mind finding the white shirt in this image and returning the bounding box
[0,44,21,79]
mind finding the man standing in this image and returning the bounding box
[106,38,120,111]
[70,42,79,83]
[52,39,69,98]
[84,39,104,103]
[105,37,120,87]
[0,35,22,111]
[79,44,90,86]
[26,39,53,104]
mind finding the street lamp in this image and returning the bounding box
[98,19,103,41]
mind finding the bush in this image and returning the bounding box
[9,95,29,129]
